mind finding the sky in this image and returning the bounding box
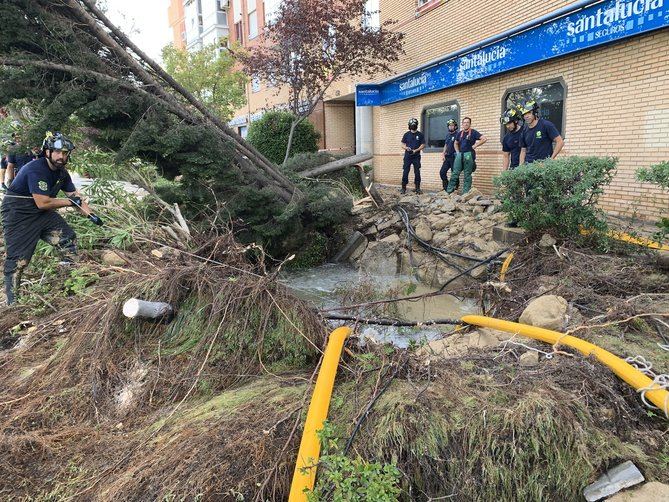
[104,0,173,64]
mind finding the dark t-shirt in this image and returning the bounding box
[456,128,482,159]
[502,126,523,169]
[402,130,425,157]
[444,130,458,157]
[520,118,560,163]
[8,158,76,198]
[8,150,38,173]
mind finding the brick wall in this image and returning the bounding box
[324,103,355,153]
[372,30,669,220]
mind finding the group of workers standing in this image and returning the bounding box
[400,100,565,194]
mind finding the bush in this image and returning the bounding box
[247,111,320,165]
[636,161,669,240]
[494,156,617,237]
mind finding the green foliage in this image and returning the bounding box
[285,152,369,199]
[494,156,617,237]
[63,266,99,296]
[306,421,401,501]
[637,161,669,188]
[287,232,328,269]
[247,111,319,165]
[162,42,247,120]
[636,161,669,240]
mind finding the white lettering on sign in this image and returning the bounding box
[567,0,664,36]
[398,72,429,92]
[460,46,508,71]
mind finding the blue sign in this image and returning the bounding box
[356,0,669,106]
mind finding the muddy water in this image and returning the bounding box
[280,263,479,348]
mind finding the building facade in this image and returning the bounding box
[208,0,668,220]
[180,0,230,51]
[167,0,186,49]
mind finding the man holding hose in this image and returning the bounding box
[1,132,93,305]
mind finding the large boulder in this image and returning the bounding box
[519,295,569,331]
[359,241,399,275]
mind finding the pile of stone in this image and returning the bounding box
[344,189,510,286]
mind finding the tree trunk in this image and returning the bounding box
[299,153,373,177]
[282,120,299,167]
[123,299,174,322]
[68,0,299,202]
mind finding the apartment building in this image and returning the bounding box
[203,0,669,219]
[179,0,230,51]
[167,0,186,49]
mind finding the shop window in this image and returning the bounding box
[503,80,566,136]
[422,101,459,149]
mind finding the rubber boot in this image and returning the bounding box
[400,186,407,194]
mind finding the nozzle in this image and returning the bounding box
[89,214,103,226]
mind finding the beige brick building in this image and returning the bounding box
[229,0,669,220]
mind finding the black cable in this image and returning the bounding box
[437,247,510,292]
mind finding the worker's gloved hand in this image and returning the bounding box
[88,214,103,226]
[68,195,82,207]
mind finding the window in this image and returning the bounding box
[264,0,281,26]
[238,125,248,138]
[248,0,258,39]
[251,77,261,93]
[233,0,242,23]
[363,0,380,30]
[503,80,566,136]
[422,101,459,149]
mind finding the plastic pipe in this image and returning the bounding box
[289,326,352,501]
[499,253,514,282]
[580,228,669,251]
[461,315,669,417]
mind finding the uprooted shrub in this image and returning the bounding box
[494,156,616,237]
[636,161,669,241]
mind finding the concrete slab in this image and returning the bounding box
[492,225,527,244]
[332,231,367,263]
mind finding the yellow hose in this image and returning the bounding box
[289,326,352,501]
[580,228,669,251]
[462,315,669,417]
[499,253,514,282]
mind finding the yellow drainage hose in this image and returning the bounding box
[289,326,352,502]
[580,228,669,251]
[462,315,669,417]
[499,253,514,282]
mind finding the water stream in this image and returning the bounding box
[280,263,479,348]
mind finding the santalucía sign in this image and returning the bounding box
[356,0,668,106]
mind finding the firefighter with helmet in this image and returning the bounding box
[1,132,92,305]
[518,100,564,164]
[440,118,459,190]
[500,108,524,170]
[400,117,425,194]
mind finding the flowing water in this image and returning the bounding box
[280,263,479,348]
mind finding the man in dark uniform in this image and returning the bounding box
[6,133,40,185]
[518,100,564,164]
[446,117,487,194]
[439,118,459,191]
[501,108,523,170]
[2,132,92,305]
[400,118,425,194]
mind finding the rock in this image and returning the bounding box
[349,239,368,261]
[376,215,400,233]
[150,249,164,259]
[414,220,433,242]
[519,350,540,367]
[656,250,669,270]
[474,199,494,206]
[608,481,669,501]
[351,204,374,216]
[399,195,419,205]
[362,225,378,237]
[472,205,485,215]
[583,461,645,502]
[492,225,527,244]
[485,204,497,214]
[432,231,450,246]
[381,233,401,246]
[359,241,399,275]
[539,233,557,248]
[427,214,449,231]
[333,231,367,262]
[519,295,568,331]
[462,189,482,202]
[102,251,126,267]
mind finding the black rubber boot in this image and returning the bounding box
[400,186,407,194]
